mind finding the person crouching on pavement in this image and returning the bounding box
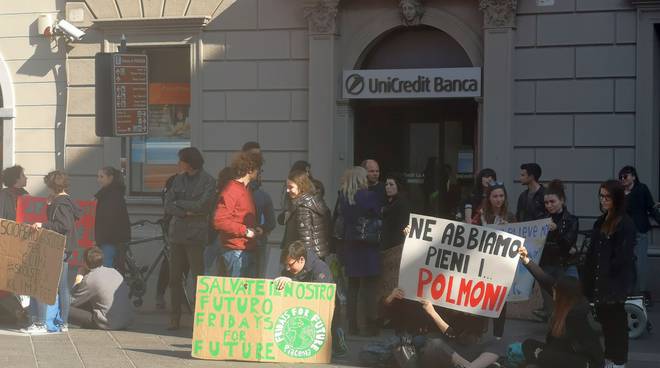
[274,240,348,357]
[69,246,133,330]
[381,287,502,368]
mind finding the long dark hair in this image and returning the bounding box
[473,168,497,198]
[217,167,235,193]
[550,276,582,337]
[599,180,626,235]
[100,166,125,189]
[618,165,640,185]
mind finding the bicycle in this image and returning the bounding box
[121,219,193,313]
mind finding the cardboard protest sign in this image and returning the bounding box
[398,214,524,318]
[379,245,403,300]
[16,196,96,267]
[192,276,336,364]
[0,219,66,304]
[490,219,551,302]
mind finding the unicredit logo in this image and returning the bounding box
[345,74,365,95]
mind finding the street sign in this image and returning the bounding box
[111,54,148,136]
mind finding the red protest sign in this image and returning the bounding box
[16,196,96,267]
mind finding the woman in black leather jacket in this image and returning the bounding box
[583,180,636,367]
[536,180,579,321]
[280,170,331,258]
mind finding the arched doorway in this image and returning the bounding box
[353,26,477,217]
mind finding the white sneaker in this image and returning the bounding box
[20,324,48,335]
[59,324,68,332]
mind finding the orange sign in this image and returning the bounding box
[149,83,190,105]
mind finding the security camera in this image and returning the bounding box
[53,20,85,41]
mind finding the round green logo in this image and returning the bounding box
[273,307,327,358]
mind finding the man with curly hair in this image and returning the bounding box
[214,150,264,278]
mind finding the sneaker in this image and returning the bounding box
[59,324,69,332]
[20,324,48,335]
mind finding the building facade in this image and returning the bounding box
[1,0,659,237]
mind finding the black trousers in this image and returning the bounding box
[493,302,507,337]
[169,243,204,320]
[522,339,590,368]
[347,276,379,333]
[596,302,628,365]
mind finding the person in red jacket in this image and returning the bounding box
[214,151,264,277]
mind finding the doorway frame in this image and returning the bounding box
[0,52,16,169]
[335,7,484,190]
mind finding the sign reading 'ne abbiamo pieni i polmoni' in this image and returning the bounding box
[342,68,482,99]
[192,277,336,364]
[398,214,523,319]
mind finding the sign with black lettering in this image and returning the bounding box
[0,219,66,304]
[398,214,522,318]
[342,68,481,99]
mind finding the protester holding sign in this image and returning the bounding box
[69,247,133,330]
[275,240,348,357]
[517,245,603,368]
[583,180,636,368]
[0,165,29,221]
[23,171,82,334]
[469,183,515,338]
[535,180,579,322]
[94,167,131,268]
[337,166,382,336]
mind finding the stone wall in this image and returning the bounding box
[513,0,636,227]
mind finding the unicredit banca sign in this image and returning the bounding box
[342,68,481,99]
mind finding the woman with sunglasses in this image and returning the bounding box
[618,166,660,306]
[534,180,579,323]
[583,180,636,368]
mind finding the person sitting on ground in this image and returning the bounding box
[274,241,348,357]
[382,287,501,368]
[517,245,604,368]
[69,246,133,330]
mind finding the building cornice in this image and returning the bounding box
[93,16,210,33]
[631,0,660,7]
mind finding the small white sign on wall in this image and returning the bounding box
[537,0,555,6]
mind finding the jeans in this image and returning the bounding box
[203,239,221,276]
[30,257,70,328]
[99,244,116,268]
[634,232,649,292]
[220,248,256,278]
[347,276,379,333]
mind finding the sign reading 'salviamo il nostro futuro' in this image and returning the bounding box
[342,68,482,99]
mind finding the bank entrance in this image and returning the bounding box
[351,26,479,217]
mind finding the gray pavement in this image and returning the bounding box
[1,306,659,368]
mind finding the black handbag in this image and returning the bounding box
[353,215,382,244]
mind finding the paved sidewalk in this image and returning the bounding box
[1,307,659,368]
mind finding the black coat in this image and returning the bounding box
[540,209,579,267]
[625,182,658,234]
[516,185,546,222]
[523,260,604,368]
[380,195,410,250]
[94,184,131,245]
[281,193,331,258]
[583,214,636,304]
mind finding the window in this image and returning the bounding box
[127,46,191,195]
